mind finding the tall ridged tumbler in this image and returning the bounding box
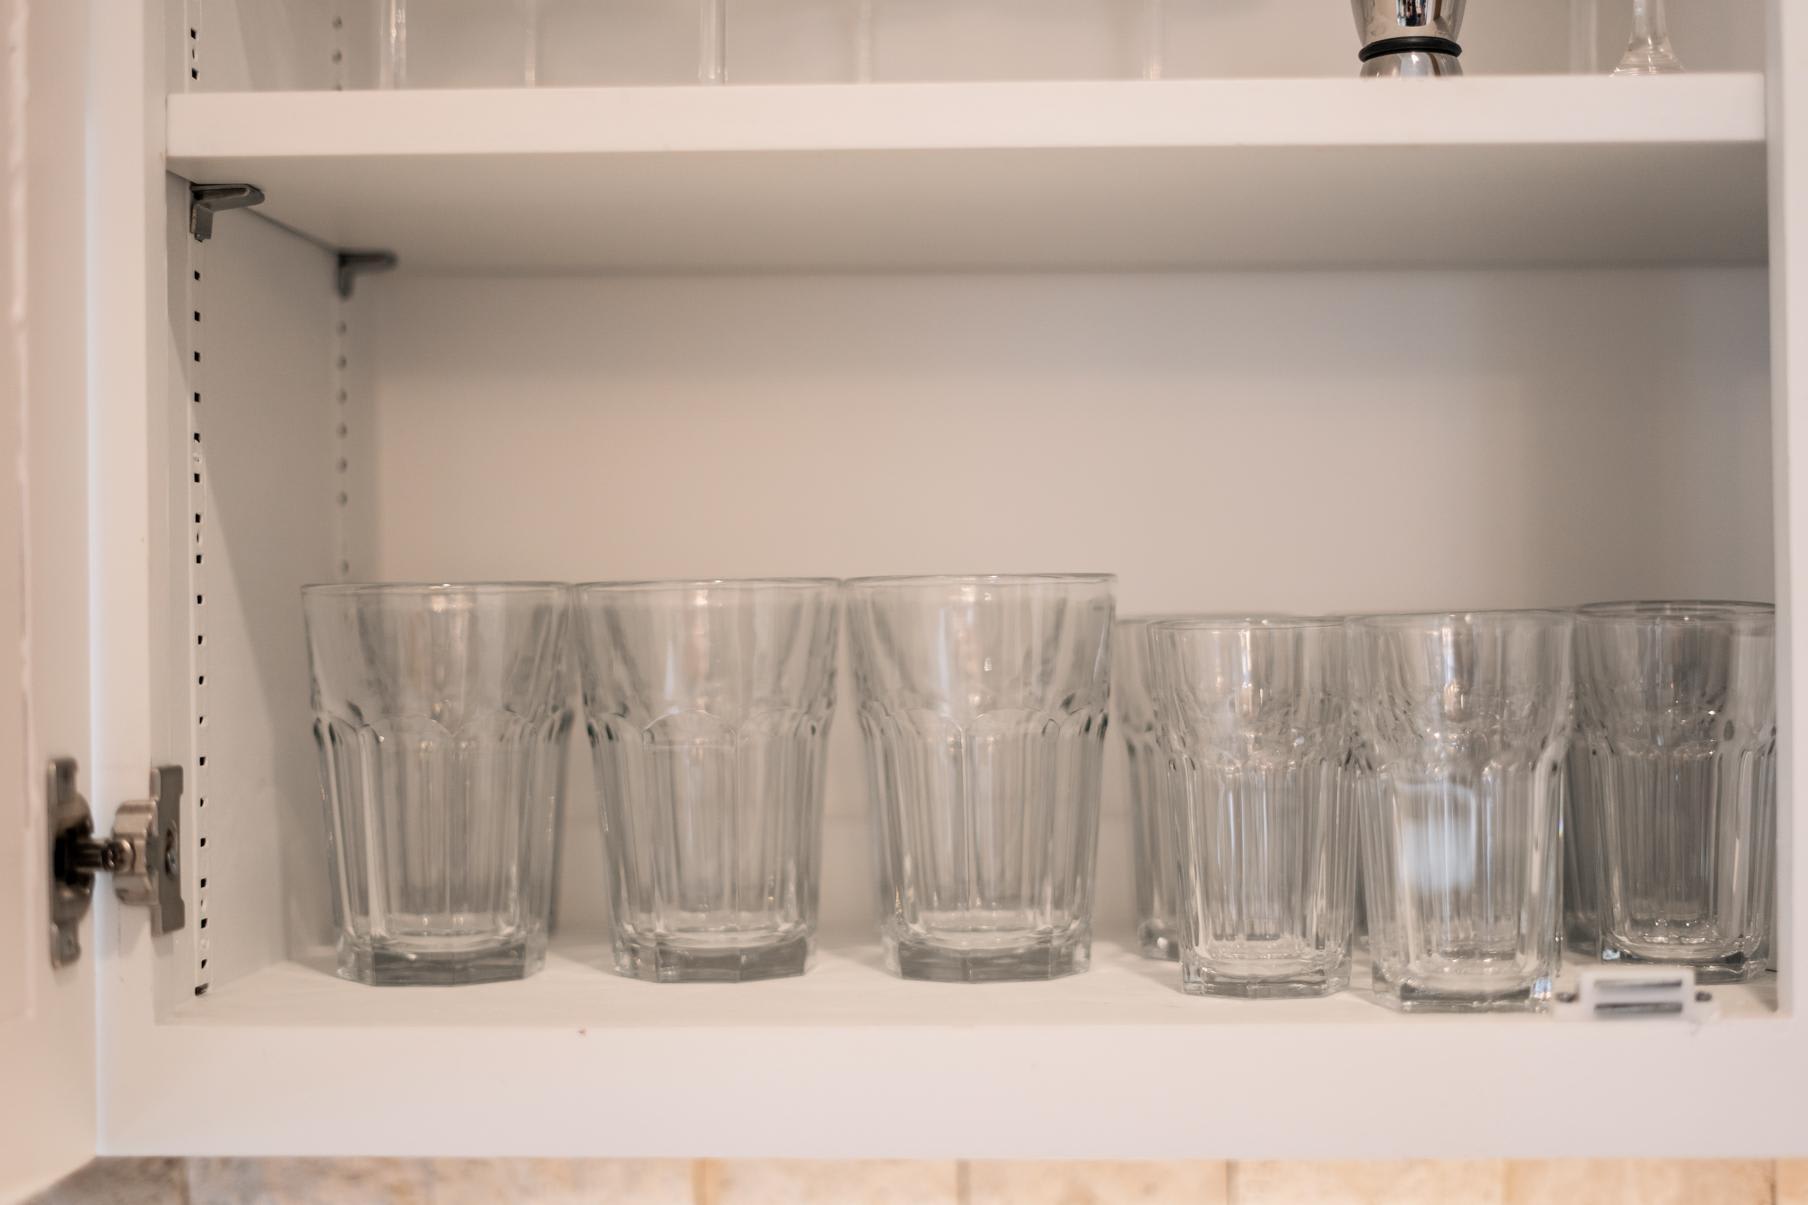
[575,579,840,982]
[848,574,1114,982]
[1151,616,1356,998]
[1348,611,1573,1012]
[1576,600,1775,982]
[303,583,573,986]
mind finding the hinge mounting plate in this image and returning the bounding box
[48,758,187,968]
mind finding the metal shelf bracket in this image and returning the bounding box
[336,250,400,299]
[189,182,266,243]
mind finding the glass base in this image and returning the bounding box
[1601,942,1763,985]
[1182,961,1347,1000]
[1369,967,1551,1014]
[884,931,1090,983]
[337,935,543,987]
[1137,920,1181,962]
[613,931,813,983]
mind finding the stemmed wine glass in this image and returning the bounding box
[1614,0,1683,75]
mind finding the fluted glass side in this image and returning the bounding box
[1562,742,1603,957]
[303,582,571,986]
[1151,618,1354,998]
[1113,616,1188,960]
[575,579,839,982]
[1348,611,1572,1012]
[1576,601,1775,983]
[848,574,1114,982]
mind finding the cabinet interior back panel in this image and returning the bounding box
[355,265,1773,946]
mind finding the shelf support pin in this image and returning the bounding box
[336,251,399,299]
[188,182,266,243]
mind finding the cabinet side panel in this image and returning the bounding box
[175,209,339,991]
[185,0,342,93]
[1770,0,1805,1015]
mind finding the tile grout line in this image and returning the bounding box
[692,1157,717,1205]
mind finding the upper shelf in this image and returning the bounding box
[166,74,1767,273]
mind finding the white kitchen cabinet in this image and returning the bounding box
[4,0,1806,1194]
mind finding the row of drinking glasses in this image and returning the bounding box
[1118,602,1776,1011]
[303,574,1114,986]
[374,1,1688,89]
[377,0,1171,89]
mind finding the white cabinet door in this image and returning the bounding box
[0,0,96,1195]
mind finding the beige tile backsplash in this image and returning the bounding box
[29,1158,1805,1204]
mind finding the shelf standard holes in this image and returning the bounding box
[193,985,206,997]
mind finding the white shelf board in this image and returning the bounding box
[164,75,1768,272]
[102,939,1798,1161]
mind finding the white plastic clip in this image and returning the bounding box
[1553,967,1718,1022]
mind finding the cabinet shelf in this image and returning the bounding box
[114,940,1785,1159]
[164,74,1767,273]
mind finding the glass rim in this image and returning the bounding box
[843,572,1115,589]
[1576,598,1774,622]
[1147,614,1336,632]
[1345,608,1574,630]
[575,576,840,593]
[301,581,567,597]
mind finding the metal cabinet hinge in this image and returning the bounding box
[189,182,265,242]
[48,759,187,968]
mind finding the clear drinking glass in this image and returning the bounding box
[1348,610,1573,1012]
[1613,0,1683,75]
[303,583,572,986]
[574,579,840,982]
[847,573,1114,982]
[866,0,1141,81]
[1114,616,1187,960]
[536,0,725,85]
[381,0,539,88]
[1575,600,1775,982]
[1151,617,1356,998]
